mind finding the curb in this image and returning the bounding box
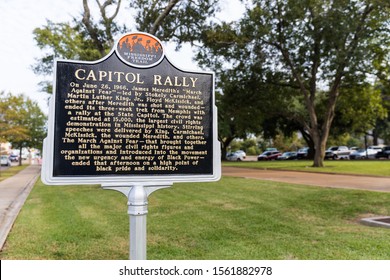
[0,165,41,251]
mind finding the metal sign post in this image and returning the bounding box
[103,183,172,260]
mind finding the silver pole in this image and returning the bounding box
[127,185,148,260]
[102,183,172,260]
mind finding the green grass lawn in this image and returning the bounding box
[1,176,390,260]
[223,160,390,177]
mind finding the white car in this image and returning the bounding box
[349,148,378,159]
[226,151,246,161]
[0,155,11,166]
[234,150,246,159]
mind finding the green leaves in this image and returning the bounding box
[33,20,107,75]
[199,0,390,165]
[0,91,47,151]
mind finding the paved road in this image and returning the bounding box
[223,166,390,192]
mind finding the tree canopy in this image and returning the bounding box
[0,92,47,163]
[33,0,219,91]
[200,0,390,166]
[32,0,390,165]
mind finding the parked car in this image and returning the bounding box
[0,155,11,166]
[368,145,384,152]
[277,151,297,160]
[324,146,350,160]
[9,154,18,162]
[226,151,245,161]
[349,148,377,159]
[375,146,390,159]
[297,147,310,159]
[257,150,282,161]
[234,150,246,159]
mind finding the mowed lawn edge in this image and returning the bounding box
[0,164,29,182]
[1,175,390,260]
[223,160,390,177]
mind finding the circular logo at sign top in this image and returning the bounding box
[116,32,164,68]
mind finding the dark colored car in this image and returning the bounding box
[257,151,282,161]
[375,146,390,159]
[277,152,297,160]
[9,154,18,162]
[297,147,309,159]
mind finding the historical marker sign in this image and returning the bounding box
[42,32,221,185]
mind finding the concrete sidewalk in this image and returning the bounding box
[0,164,41,251]
[223,166,390,192]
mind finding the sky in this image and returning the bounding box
[0,0,244,115]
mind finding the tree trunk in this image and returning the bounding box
[312,137,327,167]
[311,100,336,167]
[372,128,379,145]
[149,0,180,35]
[299,128,315,159]
[220,136,234,160]
[18,146,23,166]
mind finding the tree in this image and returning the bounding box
[129,0,219,43]
[33,0,126,92]
[201,0,390,166]
[370,53,390,144]
[215,65,267,158]
[33,0,220,92]
[0,92,47,165]
[333,83,387,141]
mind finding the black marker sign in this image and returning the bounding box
[42,32,220,185]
